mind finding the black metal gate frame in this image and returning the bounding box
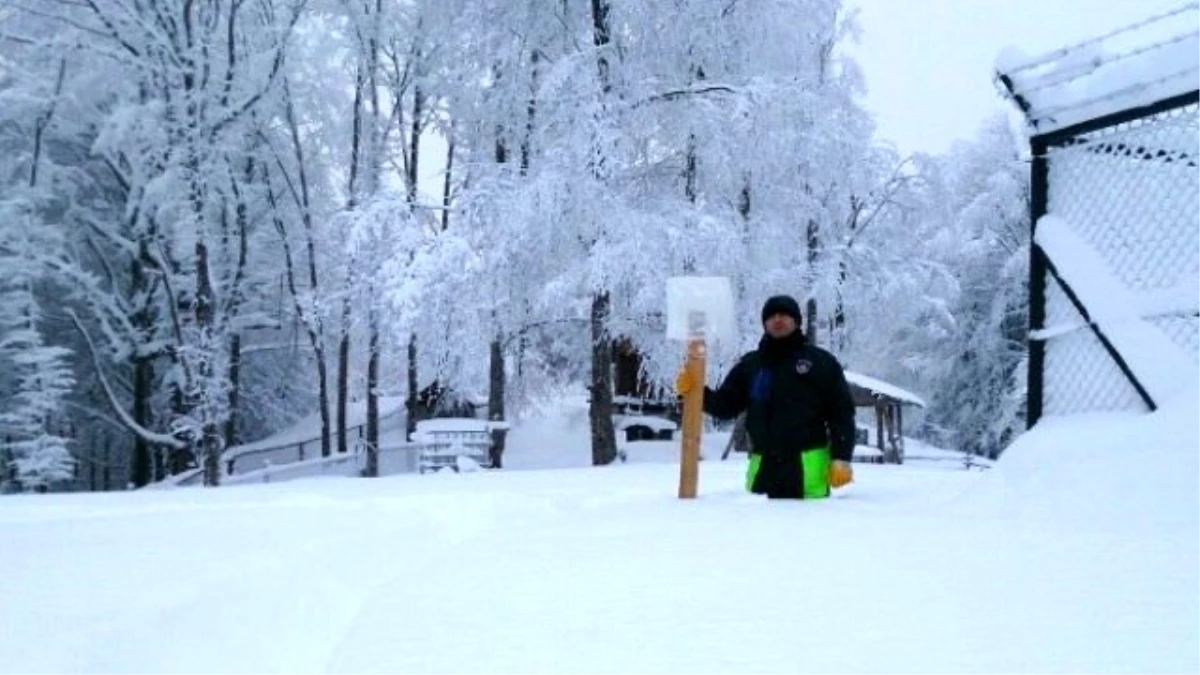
[1025,90,1200,427]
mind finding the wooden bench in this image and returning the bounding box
[410,419,508,473]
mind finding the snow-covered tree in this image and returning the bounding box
[0,0,1033,491]
[876,114,1029,456]
[1,0,308,486]
[923,115,1029,457]
[0,42,76,490]
[0,203,75,491]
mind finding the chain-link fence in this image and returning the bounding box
[1030,98,1199,421]
[997,5,1199,425]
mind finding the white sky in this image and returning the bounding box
[846,0,1189,155]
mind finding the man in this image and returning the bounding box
[675,294,857,499]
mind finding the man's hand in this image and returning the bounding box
[674,368,694,396]
[830,460,854,489]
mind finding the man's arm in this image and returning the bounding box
[824,358,858,463]
[702,358,751,421]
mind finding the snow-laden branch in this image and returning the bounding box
[81,0,144,58]
[209,0,306,138]
[635,84,739,108]
[846,156,921,248]
[0,30,36,46]
[500,318,590,350]
[67,309,186,450]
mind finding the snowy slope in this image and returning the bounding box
[1,387,1196,674]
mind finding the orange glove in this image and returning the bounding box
[674,368,694,396]
[830,460,853,489]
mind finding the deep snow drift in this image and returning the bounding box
[1,386,1196,674]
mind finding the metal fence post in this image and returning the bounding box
[1027,135,1049,428]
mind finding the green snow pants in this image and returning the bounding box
[745,447,832,499]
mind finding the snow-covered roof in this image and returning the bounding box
[845,371,927,408]
[995,4,1199,135]
[614,415,678,432]
[852,445,885,457]
[413,418,510,433]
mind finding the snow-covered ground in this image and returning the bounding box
[1,386,1196,674]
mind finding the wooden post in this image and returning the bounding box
[667,277,732,498]
[678,334,705,499]
[875,401,886,459]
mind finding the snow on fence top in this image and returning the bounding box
[995,2,1199,135]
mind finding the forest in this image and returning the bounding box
[0,0,1029,491]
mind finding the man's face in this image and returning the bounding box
[764,312,797,339]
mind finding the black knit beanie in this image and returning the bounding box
[761,295,803,325]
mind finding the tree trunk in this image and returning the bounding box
[130,244,155,486]
[589,292,618,466]
[364,305,380,477]
[336,304,351,454]
[586,0,617,467]
[360,1,384,475]
[348,58,366,206]
[441,131,454,232]
[283,82,331,458]
[805,215,819,345]
[521,50,539,173]
[132,357,154,487]
[402,51,425,439]
[153,437,167,483]
[832,260,847,351]
[407,84,423,205]
[195,234,222,487]
[225,332,241,448]
[488,337,506,469]
[102,438,111,491]
[315,351,331,457]
[192,155,222,485]
[202,422,222,488]
[339,49,363,458]
[590,0,612,92]
[726,174,754,460]
[1,439,12,493]
[222,157,255,454]
[406,336,418,437]
[805,297,818,345]
[481,49,531,468]
[737,175,752,324]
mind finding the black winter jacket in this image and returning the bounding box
[703,331,857,462]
